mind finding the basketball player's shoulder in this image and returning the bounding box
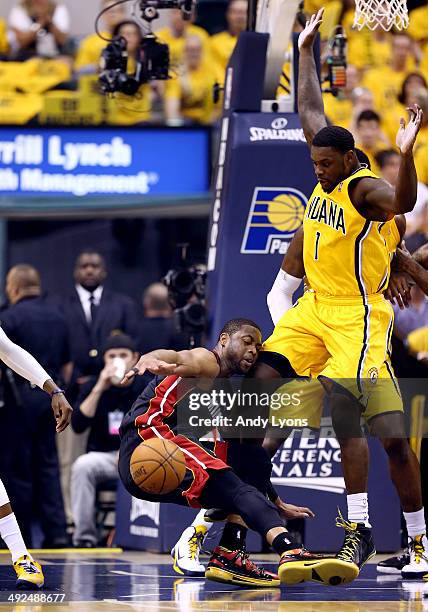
[348,173,389,203]
[185,347,221,376]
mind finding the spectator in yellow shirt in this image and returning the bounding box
[407,4,428,48]
[74,0,127,73]
[382,72,427,145]
[0,19,10,57]
[362,33,415,114]
[164,35,218,125]
[375,148,428,241]
[347,28,392,72]
[210,0,248,83]
[414,88,428,185]
[414,88,428,150]
[106,20,156,125]
[155,9,209,72]
[354,109,390,175]
[348,87,377,134]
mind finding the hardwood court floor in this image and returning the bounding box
[0,551,426,611]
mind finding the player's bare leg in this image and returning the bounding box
[370,413,428,578]
[329,391,376,573]
[0,480,44,589]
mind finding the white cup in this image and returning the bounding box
[111,357,126,385]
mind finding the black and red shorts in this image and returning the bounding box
[119,425,229,508]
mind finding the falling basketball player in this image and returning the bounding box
[252,8,427,580]
[120,318,359,587]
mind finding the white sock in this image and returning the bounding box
[347,493,371,527]
[0,513,30,563]
[191,509,213,532]
[403,508,426,538]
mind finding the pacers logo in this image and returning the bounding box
[241,187,307,254]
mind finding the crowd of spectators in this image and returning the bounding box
[1,0,427,133]
[0,0,248,125]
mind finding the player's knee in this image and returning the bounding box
[231,482,275,514]
[228,443,272,493]
[330,393,363,438]
[382,437,410,462]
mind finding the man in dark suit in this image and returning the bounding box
[58,249,141,523]
[0,264,71,547]
[64,250,141,381]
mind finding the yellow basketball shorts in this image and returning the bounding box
[263,290,403,422]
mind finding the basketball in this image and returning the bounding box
[130,438,187,495]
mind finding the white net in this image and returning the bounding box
[353,0,409,31]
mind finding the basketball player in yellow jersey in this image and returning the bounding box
[258,8,427,580]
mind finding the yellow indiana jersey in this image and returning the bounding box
[155,24,210,70]
[303,168,392,298]
[164,63,218,124]
[210,30,237,84]
[0,19,9,56]
[381,216,401,256]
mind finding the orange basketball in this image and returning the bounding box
[130,438,187,495]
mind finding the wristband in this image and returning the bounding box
[50,388,65,397]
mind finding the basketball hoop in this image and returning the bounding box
[353,0,409,31]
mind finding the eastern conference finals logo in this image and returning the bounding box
[241,186,307,255]
[186,390,345,495]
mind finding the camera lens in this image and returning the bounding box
[173,270,195,295]
[182,302,206,331]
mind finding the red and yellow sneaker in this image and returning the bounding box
[13,555,44,589]
[205,546,280,588]
[279,547,359,586]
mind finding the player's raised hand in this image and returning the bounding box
[298,8,324,50]
[396,104,423,155]
[121,356,177,383]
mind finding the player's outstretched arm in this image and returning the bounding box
[356,106,423,219]
[122,347,220,380]
[0,327,72,432]
[297,8,328,146]
[394,246,428,296]
[413,243,428,269]
[267,227,304,325]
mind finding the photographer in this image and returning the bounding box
[164,262,206,349]
[106,20,163,124]
[70,334,147,547]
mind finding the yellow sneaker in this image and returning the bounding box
[278,548,359,586]
[13,555,44,589]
